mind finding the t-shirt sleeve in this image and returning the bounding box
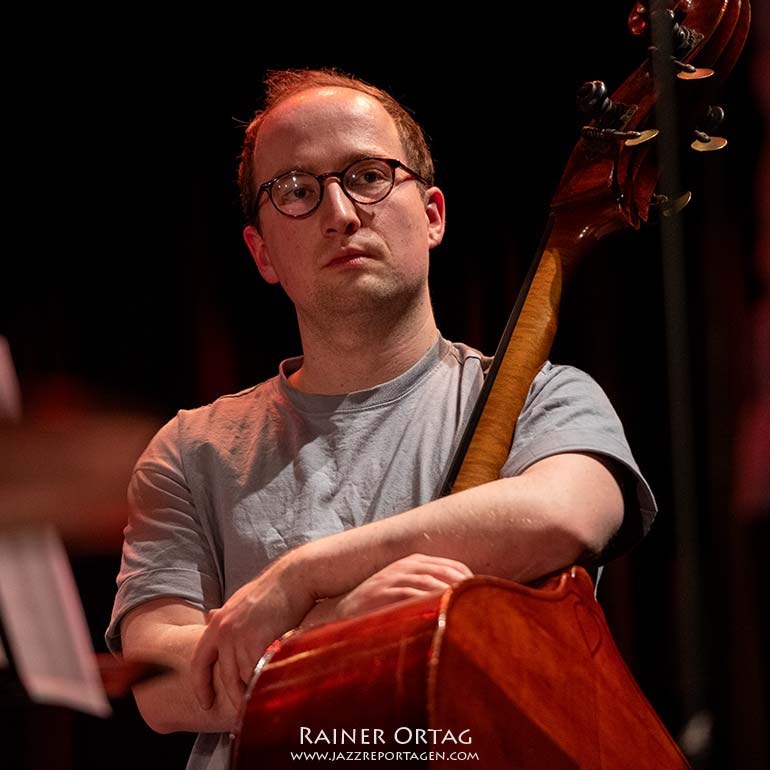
[104,415,222,654]
[501,362,657,549]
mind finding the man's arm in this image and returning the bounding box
[194,451,623,710]
[120,599,240,733]
[301,452,622,590]
[120,557,473,730]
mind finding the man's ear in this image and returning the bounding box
[424,187,446,249]
[243,225,280,284]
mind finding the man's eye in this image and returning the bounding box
[275,180,318,207]
[348,166,390,189]
[288,187,311,200]
[362,169,388,183]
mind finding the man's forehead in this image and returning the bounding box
[292,85,373,106]
[269,86,384,121]
[253,87,403,175]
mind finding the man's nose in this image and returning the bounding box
[319,178,361,236]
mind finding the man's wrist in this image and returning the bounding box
[299,596,344,628]
[272,542,321,612]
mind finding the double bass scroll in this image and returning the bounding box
[443,0,752,497]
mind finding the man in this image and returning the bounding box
[107,69,655,770]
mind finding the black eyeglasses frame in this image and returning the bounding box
[253,157,429,223]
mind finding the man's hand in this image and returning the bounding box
[299,554,472,629]
[191,556,313,713]
[192,552,472,713]
[333,553,472,619]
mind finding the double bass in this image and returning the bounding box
[231,2,751,767]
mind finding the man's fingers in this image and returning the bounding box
[236,644,262,696]
[392,573,459,593]
[219,643,246,713]
[405,553,474,577]
[420,563,472,585]
[335,553,476,621]
[190,625,218,710]
[392,554,473,586]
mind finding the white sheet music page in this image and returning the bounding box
[0,335,111,717]
[0,526,112,717]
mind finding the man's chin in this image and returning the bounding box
[312,279,425,321]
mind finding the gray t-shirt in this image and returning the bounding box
[106,336,655,770]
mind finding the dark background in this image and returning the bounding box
[3,3,767,768]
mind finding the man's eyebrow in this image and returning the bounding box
[262,164,309,182]
[265,152,391,181]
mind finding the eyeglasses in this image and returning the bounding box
[255,157,428,220]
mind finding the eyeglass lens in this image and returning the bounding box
[270,158,396,216]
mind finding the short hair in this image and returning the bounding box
[237,68,435,224]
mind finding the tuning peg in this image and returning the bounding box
[577,81,650,144]
[635,3,713,80]
[650,192,693,219]
[577,81,623,123]
[675,59,715,81]
[692,134,727,151]
[646,46,714,80]
[625,129,659,147]
[576,81,660,146]
[632,4,704,60]
[691,106,728,151]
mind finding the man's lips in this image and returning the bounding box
[324,249,374,268]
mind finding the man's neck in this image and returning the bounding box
[289,300,439,395]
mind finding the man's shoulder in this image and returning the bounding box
[444,340,591,390]
[527,361,607,402]
[438,337,603,401]
[183,377,279,417]
[149,376,283,455]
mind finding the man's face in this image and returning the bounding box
[243,87,445,330]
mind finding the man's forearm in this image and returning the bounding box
[123,611,239,734]
[291,453,623,602]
